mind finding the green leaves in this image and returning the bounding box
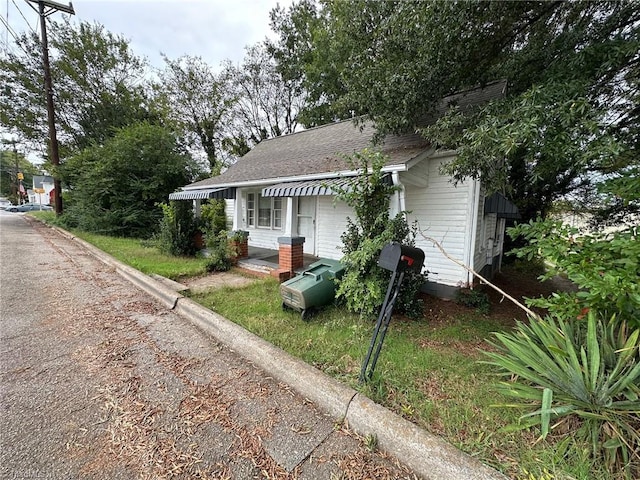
[484,312,640,477]
[333,149,425,317]
[60,122,195,238]
[509,219,640,328]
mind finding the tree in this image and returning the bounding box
[267,0,336,127]
[222,43,302,155]
[155,55,234,174]
[1,21,152,157]
[60,122,200,238]
[269,1,640,224]
[0,146,40,202]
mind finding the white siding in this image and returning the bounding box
[402,154,473,287]
[316,196,354,259]
[224,199,235,230]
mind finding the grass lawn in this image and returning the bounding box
[189,275,607,480]
[30,213,210,279]
[34,220,607,479]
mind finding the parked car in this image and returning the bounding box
[7,203,53,212]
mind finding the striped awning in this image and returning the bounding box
[169,187,235,200]
[484,192,521,220]
[262,175,391,197]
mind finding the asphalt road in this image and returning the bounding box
[0,212,417,480]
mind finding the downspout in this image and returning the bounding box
[465,179,481,287]
[392,172,406,216]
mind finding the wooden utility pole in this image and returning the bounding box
[28,0,75,215]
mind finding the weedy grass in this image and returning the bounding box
[190,277,615,480]
[39,228,614,479]
[67,228,209,279]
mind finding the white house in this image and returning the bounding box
[28,175,55,206]
[170,82,519,297]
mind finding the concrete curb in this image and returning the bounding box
[175,297,357,421]
[49,225,182,310]
[44,222,507,480]
[346,394,505,480]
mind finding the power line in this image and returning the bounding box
[0,14,30,56]
[11,0,37,35]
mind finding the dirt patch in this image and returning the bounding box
[183,269,261,294]
[420,264,576,327]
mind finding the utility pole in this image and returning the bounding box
[27,0,75,215]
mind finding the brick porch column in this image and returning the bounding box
[272,236,305,281]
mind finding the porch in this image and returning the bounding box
[238,246,319,275]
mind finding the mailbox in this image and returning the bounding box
[377,242,425,273]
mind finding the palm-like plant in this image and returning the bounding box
[484,312,640,478]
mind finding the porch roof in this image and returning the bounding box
[261,175,392,197]
[168,187,236,200]
[262,175,384,197]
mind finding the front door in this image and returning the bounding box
[297,197,316,255]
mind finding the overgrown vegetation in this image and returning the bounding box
[334,149,426,318]
[203,230,236,272]
[58,123,196,237]
[483,220,640,478]
[155,201,200,256]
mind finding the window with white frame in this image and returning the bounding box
[247,193,256,227]
[246,192,282,229]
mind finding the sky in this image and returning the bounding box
[2,0,290,70]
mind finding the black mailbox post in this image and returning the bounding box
[360,242,425,382]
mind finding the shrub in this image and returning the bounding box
[334,149,426,318]
[204,230,236,272]
[484,312,640,478]
[200,199,227,236]
[455,288,490,315]
[508,220,639,328]
[155,201,198,256]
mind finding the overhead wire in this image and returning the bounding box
[12,0,37,35]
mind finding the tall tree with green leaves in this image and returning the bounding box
[269,0,640,224]
[155,55,234,174]
[0,21,153,157]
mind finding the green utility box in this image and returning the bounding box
[280,259,345,319]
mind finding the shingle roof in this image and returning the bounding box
[186,120,428,188]
[186,80,507,189]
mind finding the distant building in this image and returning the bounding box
[29,175,55,206]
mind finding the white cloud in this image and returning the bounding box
[3,0,289,70]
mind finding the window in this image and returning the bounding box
[247,193,255,227]
[273,197,282,228]
[246,192,282,230]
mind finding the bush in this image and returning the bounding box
[204,230,235,272]
[334,149,426,318]
[509,220,639,328]
[155,201,198,256]
[455,288,490,315]
[484,312,640,478]
[200,199,227,236]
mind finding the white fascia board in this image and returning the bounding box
[181,167,404,191]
